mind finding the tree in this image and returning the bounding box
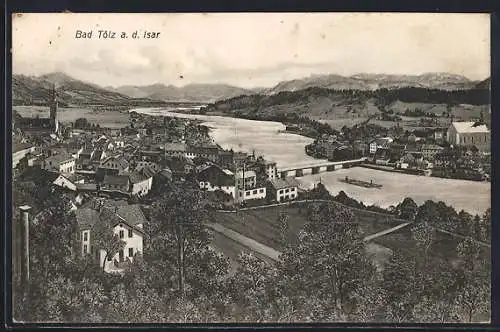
[228,252,280,322]
[149,188,212,298]
[454,237,490,322]
[381,249,422,322]
[481,208,491,243]
[279,203,376,320]
[277,211,289,250]
[410,221,436,257]
[395,197,418,220]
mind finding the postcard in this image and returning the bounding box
[11,12,491,323]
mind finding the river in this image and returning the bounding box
[131,107,491,215]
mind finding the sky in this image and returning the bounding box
[12,13,490,88]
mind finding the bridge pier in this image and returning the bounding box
[302,168,312,176]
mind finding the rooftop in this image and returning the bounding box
[269,177,300,190]
[44,153,74,165]
[164,143,187,151]
[75,203,147,231]
[103,174,129,186]
[451,122,490,134]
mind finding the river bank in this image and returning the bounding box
[131,107,490,215]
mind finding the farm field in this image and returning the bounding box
[14,105,131,128]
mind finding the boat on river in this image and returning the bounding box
[339,176,383,189]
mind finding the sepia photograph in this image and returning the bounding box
[11,12,491,323]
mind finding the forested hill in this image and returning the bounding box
[201,86,490,119]
[12,73,168,107]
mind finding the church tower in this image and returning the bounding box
[49,83,59,134]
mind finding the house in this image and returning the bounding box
[189,144,220,162]
[76,183,98,192]
[197,164,236,198]
[369,137,393,155]
[137,128,148,136]
[218,150,234,167]
[374,147,391,165]
[100,156,130,175]
[268,177,300,202]
[447,121,490,152]
[53,173,84,191]
[397,152,425,169]
[164,143,188,158]
[235,170,257,190]
[433,129,447,142]
[129,173,152,197]
[107,128,122,137]
[90,149,107,164]
[236,186,267,202]
[264,160,278,180]
[136,160,160,172]
[233,152,249,167]
[75,201,146,273]
[421,144,445,161]
[101,174,130,193]
[13,142,36,169]
[42,154,76,173]
[139,149,162,163]
[184,158,196,174]
[129,166,155,197]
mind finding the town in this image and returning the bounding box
[12,94,491,322]
[10,12,491,325]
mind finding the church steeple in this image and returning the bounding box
[50,83,59,134]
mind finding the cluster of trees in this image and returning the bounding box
[74,117,100,130]
[205,87,490,116]
[402,108,438,118]
[13,180,490,323]
[395,198,491,244]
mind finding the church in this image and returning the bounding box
[15,84,60,136]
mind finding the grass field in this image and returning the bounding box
[14,105,130,129]
[214,202,403,251]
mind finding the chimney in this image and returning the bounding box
[19,205,31,286]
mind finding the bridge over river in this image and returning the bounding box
[277,157,368,178]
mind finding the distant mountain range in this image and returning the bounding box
[108,72,487,101]
[13,71,489,106]
[12,72,166,106]
[264,73,484,95]
[106,83,260,103]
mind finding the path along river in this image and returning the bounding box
[132,107,490,215]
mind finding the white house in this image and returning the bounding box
[75,202,146,273]
[235,170,257,190]
[100,156,130,174]
[53,173,84,191]
[42,154,76,173]
[236,186,267,202]
[129,171,153,197]
[264,160,278,180]
[268,177,300,202]
[197,165,236,198]
[13,143,36,169]
[369,137,394,155]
